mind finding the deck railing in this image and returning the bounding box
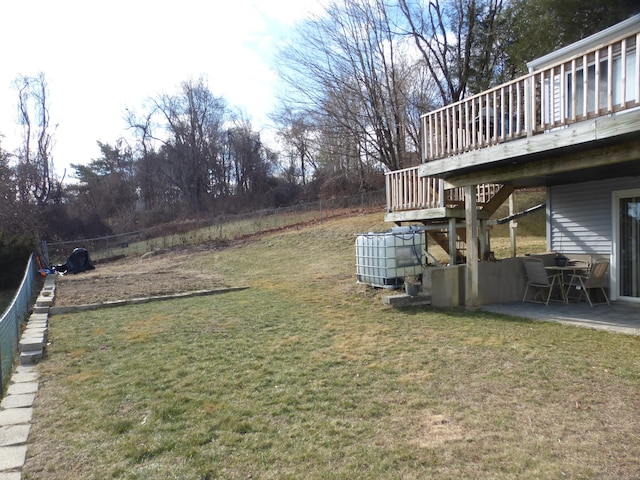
[387,28,639,213]
[421,30,639,162]
[385,167,444,211]
[385,166,503,212]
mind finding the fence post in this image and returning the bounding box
[41,240,49,267]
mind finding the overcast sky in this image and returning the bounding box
[0,0,323,179]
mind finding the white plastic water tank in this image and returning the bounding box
[355,229,424,288]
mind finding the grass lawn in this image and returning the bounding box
[24,213,640,479]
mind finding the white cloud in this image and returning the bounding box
[0,0,324,177]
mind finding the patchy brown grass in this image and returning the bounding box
[23,212,640,479]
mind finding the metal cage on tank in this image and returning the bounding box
[355,226,424,288]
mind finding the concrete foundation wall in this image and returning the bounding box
[428,265,465,307]
[428,256,539,307]
[477,257,527,304]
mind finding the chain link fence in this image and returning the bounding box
[42,190,386,265]
[0,254,38,393]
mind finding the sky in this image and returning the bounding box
[0,0,324,180]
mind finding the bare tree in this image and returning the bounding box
[128,78,228,212]
[398,0,508,103]
[276,0,421,173]
[158,79,226,210]
[227,118,276,198]
[127,79,281,213]
[272,107,318,185]
[13,72,57,206]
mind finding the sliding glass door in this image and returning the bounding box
[616,190,640,301]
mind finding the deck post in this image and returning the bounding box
[465,185,479,307]
[509,194,517,257]
[448,217,457,266]
[524,73,532,137]
[385,173,391,212]
[479,219,488,259]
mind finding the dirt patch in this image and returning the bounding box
[49,208,381,307]
[52,249,227,307]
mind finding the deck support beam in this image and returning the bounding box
[465,185,479,307]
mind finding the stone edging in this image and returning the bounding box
[49,286,249,315]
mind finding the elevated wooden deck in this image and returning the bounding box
[386,25,640,220]
[421,27,639,164]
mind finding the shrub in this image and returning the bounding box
[0,232,34,290]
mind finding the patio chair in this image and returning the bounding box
[522,257,566,305]
[566,258,610,306]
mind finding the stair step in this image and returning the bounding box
[21,327,47,337]
[35,296,53,307]
[25,319,47,328]
[19,338,45,353]
[382,293,432,308]
[19,350,43,365]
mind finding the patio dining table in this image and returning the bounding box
[545,264,590,303]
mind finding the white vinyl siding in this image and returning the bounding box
[549,177,640,254]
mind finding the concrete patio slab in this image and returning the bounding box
[0,409,32,427]
[0,425,31,447]
[0,446,27,470]
[13,365,37,375]
[9,372,38,384]
[0,472,22,480]
[0,394,35,410]
[6,382,38,396]
[481,301,640,335]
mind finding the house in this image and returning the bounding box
[384,14,640,307]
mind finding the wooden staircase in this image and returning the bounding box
[384,169,515,265]
[427,184,515,264]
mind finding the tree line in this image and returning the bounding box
[0,0,637,252]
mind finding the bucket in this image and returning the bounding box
[554,256,568,267]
